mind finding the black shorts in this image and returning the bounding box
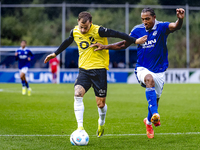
[74,68,107,97]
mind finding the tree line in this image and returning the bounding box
[1,0,200,68]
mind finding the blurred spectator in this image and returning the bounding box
[49,57,59,83]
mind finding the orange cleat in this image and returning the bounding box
[143,118,154,139]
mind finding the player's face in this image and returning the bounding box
[78,19,92,34]
[20,41,26,48]
[141,12,156,30]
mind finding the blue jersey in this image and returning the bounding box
[16,47,33,69]
[130,20,170,73]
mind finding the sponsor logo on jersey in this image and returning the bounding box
[142,39,157,48]
[19,55,27,59]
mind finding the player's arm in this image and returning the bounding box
[28,50,34,61]
[91,35,147,51]
[168,8,185,32]
[98,27,146,45]
[91,40,130,51]
[15,51,19,61]
[44,30,74,63]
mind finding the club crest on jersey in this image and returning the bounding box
[153,31,157,36]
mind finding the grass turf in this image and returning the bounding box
[0,83,200,150]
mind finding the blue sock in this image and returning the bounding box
[21,80,26,87]
[25,82,29,88]
[147,106,152,122]
[146,87,158,117]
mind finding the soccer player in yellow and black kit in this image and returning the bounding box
[44,11,147,138]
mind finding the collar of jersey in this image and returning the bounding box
[145,19,159,32]
[20,47,27,50]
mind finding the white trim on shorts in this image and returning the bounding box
[135,67,165,98]
[19,67,28,74]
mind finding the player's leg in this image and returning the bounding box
[145,74,158,120]
[135,67,156,138]
[151,72,165,126]
[51,69,56,83]
[74,68,91,130]
[21,67,31,96]
[74,85,86,130]
[20,72,26,95]
[91,68,107,137]
[52,73,57,83]
[96,97,107,126]
[96,96,107,137]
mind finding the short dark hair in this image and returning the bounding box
[141,7,156,17]
[78,11,92,23]
[21,40,27,43]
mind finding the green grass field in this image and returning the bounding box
[0,83,200,150]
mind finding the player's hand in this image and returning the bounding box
[135,35,147,44]
[27,57,31,61]
[44,53,56,63]
[15,52,18,56]
[176,8,185,19]
[90,43,106,51]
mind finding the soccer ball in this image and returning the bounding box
[70,129,89,146]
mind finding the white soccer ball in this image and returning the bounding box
[70,129,89,146]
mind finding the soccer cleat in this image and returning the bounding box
[77,126,84,130]
[151,113,161,127]
[22,88,26,95]
[143,118,154,139]
[97,124,105,138]
[28,88,32,96]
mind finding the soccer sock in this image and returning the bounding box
[147,107,152,125]
[74,97,84,128]
[25,82,29,88]
[21,80,26,87]
[146,87,158,116]
[98,104,107,126]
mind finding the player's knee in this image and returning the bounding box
[20,75,24,80]
[97,103,105,109]
[145,74,155,87]
[96,98,105,108]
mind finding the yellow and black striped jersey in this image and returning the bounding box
[73,24,109,70]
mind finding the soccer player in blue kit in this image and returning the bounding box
[91,7,185,138]
[15,40,33,96]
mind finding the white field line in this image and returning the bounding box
[0,132,199,137]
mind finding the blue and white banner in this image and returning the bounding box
[1,69,200,83]
[0,70,128,83]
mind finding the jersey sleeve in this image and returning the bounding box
[54,29,74,56]
[129,26,140,39]
[162,22,171,34]
[98,27,136,44]
[28,50,34,60]
[15,49,20,61]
